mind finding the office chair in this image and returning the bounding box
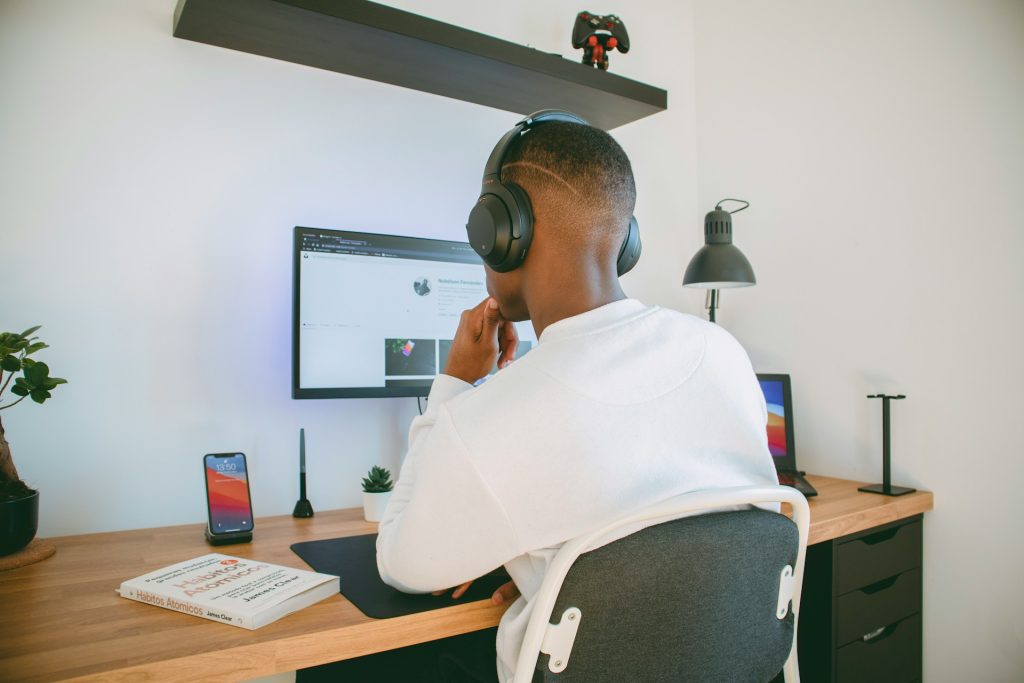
[511,486,810,683]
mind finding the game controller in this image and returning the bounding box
[571,11,630,71]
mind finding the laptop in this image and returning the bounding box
[756,374,818,497]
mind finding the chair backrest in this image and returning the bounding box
[512,486,809,683]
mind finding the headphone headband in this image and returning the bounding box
[481,110,590,181]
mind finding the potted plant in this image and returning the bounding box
[361,465,394,522]
[0,326,66,556]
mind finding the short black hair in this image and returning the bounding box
[500,121,636,249]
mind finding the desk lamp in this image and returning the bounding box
[682,199,756,323]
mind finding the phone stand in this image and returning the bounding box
[204,527,253,546]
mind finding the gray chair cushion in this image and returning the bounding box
[534,509,797,683]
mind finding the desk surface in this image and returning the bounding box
[0,475,933,682]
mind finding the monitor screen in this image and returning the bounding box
[293,226,534,399]
[756,374,794,461]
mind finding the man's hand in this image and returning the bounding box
[444,297,519,384]
[432,580,474,600]
[490,579,520,605]
[431,579,521,605]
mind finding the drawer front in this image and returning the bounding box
[837,568,922,646]
[837,613,921,683]
[836,520,921,593]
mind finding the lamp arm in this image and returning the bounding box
[706,289,719,324]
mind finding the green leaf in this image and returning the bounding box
[19,326,41,338]
[0,334,17,356]
[1,355,20,372]
[21,358,35,368]
[10,384,29,397]
[30,389,51,404]
[44,377,68,388]
[24,361,49,385]
[25,342,48,355]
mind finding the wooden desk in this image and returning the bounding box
[0,475,932,682]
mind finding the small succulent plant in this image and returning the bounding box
[361,465,394,493]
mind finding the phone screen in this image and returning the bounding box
[204,453,253,534]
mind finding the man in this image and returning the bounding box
[373,118,779,682]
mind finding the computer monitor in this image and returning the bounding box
[293,226,534,399]
[756,373,797,469]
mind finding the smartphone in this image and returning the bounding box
[203,452,254,536]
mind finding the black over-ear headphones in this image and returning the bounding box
[466,109,641,275]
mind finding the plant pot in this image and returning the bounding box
[1,489,39,556]
[362,491,392,522]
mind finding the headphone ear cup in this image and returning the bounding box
[500,182,533,270]
[467,193,510,269]
[467,183,533,272]
[616,215,641,276]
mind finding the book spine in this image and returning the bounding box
[119,584,255,629]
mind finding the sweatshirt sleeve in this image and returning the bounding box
[376,376,522,593]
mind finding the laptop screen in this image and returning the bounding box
[756,374,796,469]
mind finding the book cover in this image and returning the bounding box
[117,553,339,629]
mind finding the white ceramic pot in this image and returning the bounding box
[362,491,392,522]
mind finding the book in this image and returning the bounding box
[117,553,339,629]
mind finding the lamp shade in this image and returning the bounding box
[682,207,756,289]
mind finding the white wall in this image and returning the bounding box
[692,1,1024,680]
[0,0,700,534]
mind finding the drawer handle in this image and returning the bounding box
[862,626,888,642]
[861,575,900,595]
[860,527,900,545]
[862,620,905,644]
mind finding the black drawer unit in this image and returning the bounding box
[797,515,924,682]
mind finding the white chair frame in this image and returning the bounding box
[511,485,811,683]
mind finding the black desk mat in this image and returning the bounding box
[291,533,510,619]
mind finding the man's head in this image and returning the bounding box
[485,120,636,321]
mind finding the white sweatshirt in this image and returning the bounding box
[376,299,778,682]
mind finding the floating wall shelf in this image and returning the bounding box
[173,0,667,130]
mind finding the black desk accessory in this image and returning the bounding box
[291,534,510,619]
[204,528,252,545]
[860,394,917,496]
[292,428,314,518]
